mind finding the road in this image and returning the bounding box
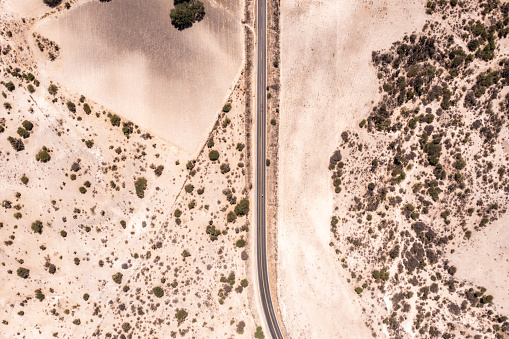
[255,0,284,338]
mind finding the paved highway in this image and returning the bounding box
[255,0,284,338]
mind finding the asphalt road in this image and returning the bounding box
[256,0,284,338]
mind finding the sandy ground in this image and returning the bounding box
[34,0,243,155]
[0,0,260,336]
[278,1,427,337]
[446,214,509,314]
[4,0,50,18]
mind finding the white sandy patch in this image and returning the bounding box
[4,0,50,18]
[278,0,427,337]
[446,214,509,312]
[33,0,242,155]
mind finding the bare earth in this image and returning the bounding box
[278,1,426,337]
[34,0,243,155]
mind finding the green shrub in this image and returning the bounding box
[355,287,363,294]
[17,127,29,139]
[22,120,33,131]
[220,163,230,174]
[17,267,30,279]
[152,286,164,298]
[134,177,147,198]
[60,230,67,237]
[35,289,45,301]
[254,326,265,339]
[43,0,62,7]
[185,184,194,193]
[209,150,219,161]
[122,322,131,333]
[31,220,43,234]
[7,136,24,151]
[66,101,76,113]
[83,103,91,114]
[4,82,15,91]
[112,272,123,284]
[234,198,249,216]
[236,143,245,151]
[235,239,246,248]
[27,84,35,93]
[227,211,237,223]
[110,114,121,127]
[240,279,248,288]
[170,0,205,30]
[222,102,232,112]
[120,220,126,229]
[79,186,87,194]
[270,118,277,125]
[174,209,182,218]
[182,249,191,258]
[20,175,29,185]
[48,84,58,95]
[83,293,89,301]
[36,149,51,163]
[175,309,188,324]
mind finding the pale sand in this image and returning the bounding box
[34,0,242,155]
[4,0,50,18]
[446,215,509,313]
[278,0,426,337]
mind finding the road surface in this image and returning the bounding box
[255,0,284,338]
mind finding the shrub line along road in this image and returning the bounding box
[256,0,284,337]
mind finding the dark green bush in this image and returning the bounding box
[66,101,76,113]
[174,209,182,218]
[209,150,219,161]
[7,136,24,151]
[175,309,188,324]
[110,114,121,127]
[36,149,51,163]
[31,220,43,234]
[235,239,246,248]
[134,177,147,198]
[112,272,123,284]
[152,286,164,298]
[234,198,249,216]
[17,127,29,139]
[22,120,33,131]
[20,175,29,185]
[4,82,15,91]
[17,267,30,279]
[222,102,232,112]
[185,184,194,193]
[170,0,205,30]
[83,103,91,114]
[227,211,237,223]
[43,0,62,7]
[48,84,58,95]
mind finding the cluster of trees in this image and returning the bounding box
[43,0,62,7]
[170,0,205,30]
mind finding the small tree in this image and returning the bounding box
[22,120,33,131]
[110,114,121,127]
[36,149,51,163]
[152,286,164,298]
[48,84,58,95]
[234,198,250,216]
[235,239,246,248]
[31,220,43,234]
[112,272,123,284]
[134,177,147,198]
[17,267,30,279]
[209,150,219,161]
[222,102,232,112]
[175,309,188,325]
[43,0,62,7]
[66,101,76,113]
